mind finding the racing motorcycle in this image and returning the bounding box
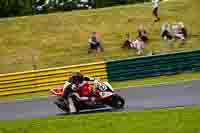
[49,79,125,113]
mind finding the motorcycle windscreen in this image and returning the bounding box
[99,92,113,98]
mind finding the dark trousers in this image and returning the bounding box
[162,30,173,40]
[153,7,158,18]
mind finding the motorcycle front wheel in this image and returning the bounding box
[111,95,125,109]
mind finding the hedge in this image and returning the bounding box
[0,0,151,18]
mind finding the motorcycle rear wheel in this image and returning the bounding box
[54,98,69,112]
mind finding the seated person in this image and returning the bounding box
[132,38,145,55]
[175,22,187,43]
[88,32,103,53]
[138,24,149,42]
[171,21,179,36]
[161,22,173,40]
[122,33,145,55]
[122,33,133,49]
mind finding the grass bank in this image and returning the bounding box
[0,106,200,133]
[0,0,199,73]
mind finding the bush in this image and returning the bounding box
[0,0,151,18]
[0,0,9,17]
[0,0,35,17]
[95,0,150,8]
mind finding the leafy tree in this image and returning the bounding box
[0,0,9,17]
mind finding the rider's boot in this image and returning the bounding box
[67,97,77,114]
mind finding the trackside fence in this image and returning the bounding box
[1,49,200,97]
[0,61,107,96]
[106,49,200,81]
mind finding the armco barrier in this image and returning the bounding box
[106,49,200,81]
[1,49,200,97]
[0,61,107,96]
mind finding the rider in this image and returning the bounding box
[63,70,96,103]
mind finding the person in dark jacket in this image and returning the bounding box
[161,22,173,41]
[138,24,149,42]
[122,33,133,49]
[62,70,96,112]
[63,71,95,98]
[88,32,103,53]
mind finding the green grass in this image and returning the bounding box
[0,0,199,74]
[1,71,200,101]
[0,106,200,133]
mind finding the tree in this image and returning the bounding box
[0,0,9,17]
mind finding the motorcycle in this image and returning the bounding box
[49,79,125,113]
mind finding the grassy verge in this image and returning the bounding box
[0,106,200,133]
[0,0,199,73]
[1,71,200,101]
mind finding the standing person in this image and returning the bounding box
[152,0,160,22]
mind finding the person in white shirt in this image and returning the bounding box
[174,22,188,44]
[152,0,160,22]
[161,22,173,40]
[172,22,179,35]
[132,38,145,55]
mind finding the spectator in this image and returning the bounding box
[122,33,133,49]
[138,24,149,43]
[161,22,173,41]
[122,33,145,55]
[152,0,160,22]
[175,22,187,44]
[132,37,145,55]
[88,32,103,53]
[171,21,179,36]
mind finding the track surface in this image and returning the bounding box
[1,80,200,120]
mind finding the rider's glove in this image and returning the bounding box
[71,84,78,91]
[90,78,95,81]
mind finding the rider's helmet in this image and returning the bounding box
[71,70,81,76]
[71,70,84,86]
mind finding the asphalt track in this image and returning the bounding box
[1,80,200,120]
